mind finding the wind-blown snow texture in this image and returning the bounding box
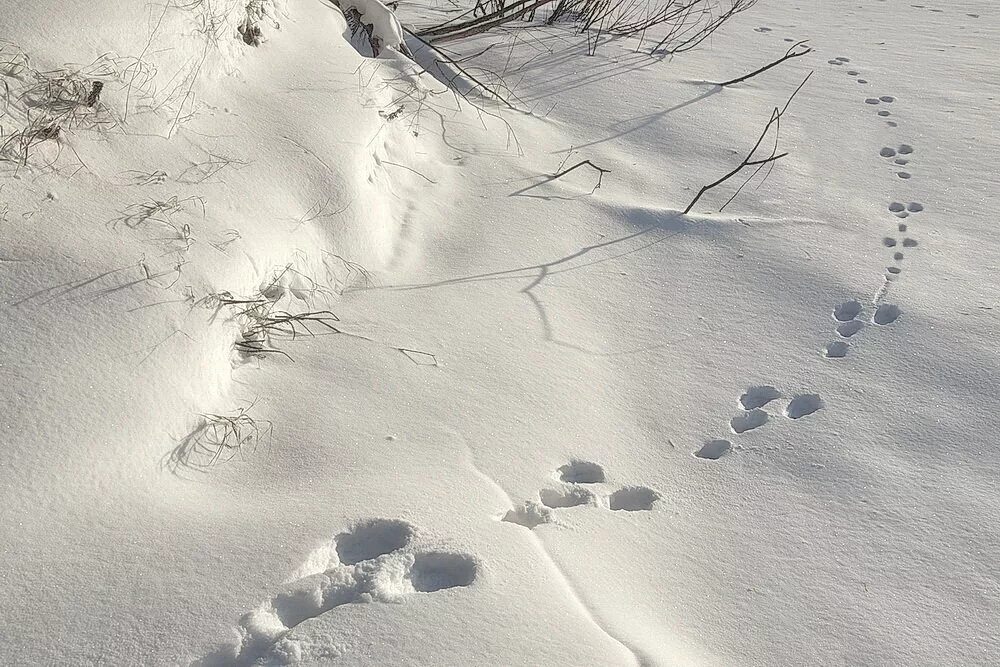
[0,0,997,665]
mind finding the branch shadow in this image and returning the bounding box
[554,83,721,153]
[373,208,699,355]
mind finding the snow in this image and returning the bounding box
[341,0,408,55]
[1,0,998,664]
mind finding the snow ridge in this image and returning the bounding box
[457,436,648,666]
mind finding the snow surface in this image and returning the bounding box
[0,0,998,665]
[342,0,408,55]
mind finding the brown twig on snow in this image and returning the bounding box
[511,158,611,196]
[683,71,812,215]
[714,40,812,87]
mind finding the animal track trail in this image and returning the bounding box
[823,298,902,355]
[864,79,923,282]
[752,25,801,45]
[883,202,922,279]
[728,385,782,434]
[865,95,895,105]
[502,461,659,528]
[869,93,922,282]
[697,386,827,459]
[227,519,479,665]
[824,300,864,357]
[864,89,898,126]
[888,201,923,218]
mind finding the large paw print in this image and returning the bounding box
[227,519,478,665]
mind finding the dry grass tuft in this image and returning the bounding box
[164,401,273,472]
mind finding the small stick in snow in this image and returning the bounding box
[511,159,611,196]
[398,348,439,366]
[683,72,811,215]
[713,40,813,87]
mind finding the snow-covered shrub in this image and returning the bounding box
[335,0,413,58]
[413,0,757,55]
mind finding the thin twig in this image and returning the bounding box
[511,159,611,196]
[683,72,811,214]
[714,40,812,87]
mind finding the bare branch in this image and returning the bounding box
[511,159,611,196]
[403,26,522,112]
[714,40,812,87]
[683,72,812,215]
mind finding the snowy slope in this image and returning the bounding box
[1,0,998,665]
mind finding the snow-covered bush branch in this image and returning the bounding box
[412,0,757,54]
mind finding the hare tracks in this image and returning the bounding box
[822,299,901,358]
[694,386,826,460]
[502,460,660,529]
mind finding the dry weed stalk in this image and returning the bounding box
[109,194,206,230]
[322,250,377,293]
[122,169,169,186]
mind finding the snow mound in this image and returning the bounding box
[336,0,411,57]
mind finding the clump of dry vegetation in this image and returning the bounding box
[197,265,341,363]
[164,402,273,472]
[0,43,125,172]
